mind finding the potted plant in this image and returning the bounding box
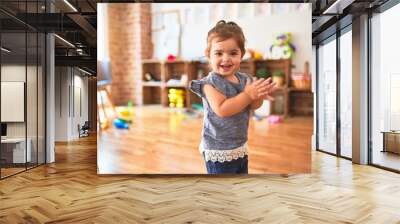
[272,70,285,87]
[255,68,270,79]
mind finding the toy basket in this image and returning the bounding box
[291,73,311,90]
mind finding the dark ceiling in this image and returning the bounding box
[1,0,98,73]
[0,0,392,74]
[310,0,389,43]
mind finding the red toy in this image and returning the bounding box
[167,54,176,62]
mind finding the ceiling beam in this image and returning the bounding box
[55,55,96,69]
[322,0,356,14]
[67,13,97,39]
[312,15,335,33]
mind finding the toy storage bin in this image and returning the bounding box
[291,73,311,90]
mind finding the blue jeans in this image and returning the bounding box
[204,155,248,174]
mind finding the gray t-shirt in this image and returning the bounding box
[189,71,252,150]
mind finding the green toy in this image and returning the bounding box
[269,33,296,59]
[118,101,134,123]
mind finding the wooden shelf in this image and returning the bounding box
[142,60,193,108]
[142,58,163,64]
[142,81,162,87]
[288,87,312,92]
[273,87,287,91]
[165,84,187,88]
[141,59,313,116]
[165,60,186,64]
[288,90,313,116]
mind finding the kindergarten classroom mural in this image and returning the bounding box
[97,3,312,174]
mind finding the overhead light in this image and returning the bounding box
[78,67,93,76]
[322,0,355,15]
[54,34,75,48]
[1,47,11,53]
[63,0,78,12]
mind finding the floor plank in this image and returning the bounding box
[0,107,400,223]
[98,106,312,174]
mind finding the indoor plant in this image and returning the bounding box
[272,70,285,87]
[256,68,270,79]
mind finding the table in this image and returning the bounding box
[1,138,31,163]
[381,131,400,154]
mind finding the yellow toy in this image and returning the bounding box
[168,88,185,108]
[243,49,264,60]
[253,52,263,60]
[117,101,134,123]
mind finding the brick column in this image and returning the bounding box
[108,3,152,106]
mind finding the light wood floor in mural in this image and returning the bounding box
[98,106,312,174]
[1,135,400,223]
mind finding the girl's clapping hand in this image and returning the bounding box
[256,77,277,101]
[244,78,266,100]
[244,77,277,101]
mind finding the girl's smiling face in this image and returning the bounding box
[209,38,242,77]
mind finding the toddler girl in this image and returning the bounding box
[190,20,276,174]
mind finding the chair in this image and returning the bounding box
[79,121,90,138]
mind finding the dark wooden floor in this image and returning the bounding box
[98,106,312,174]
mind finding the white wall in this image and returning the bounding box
[55,67,89,141]
[1,65,34,138]
[72,73,89,138]
[55,67,69,141]
[152,3,312,73]
[1,64,46,164]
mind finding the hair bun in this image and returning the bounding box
[216,20,238,27]
[217,20,226,25]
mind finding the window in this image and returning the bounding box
[317,36,337,154]
[339,28,352,158]
[371,3,400,171]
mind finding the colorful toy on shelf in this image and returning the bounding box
[144,72,158,81]
[291,61,311,90]
[292,73,311,90]
[267,33,296,60]
[243,49,264,60]
[167,54,176,62]
[253,51,263,60]
[168,88,185,108]
[113,118,129,129]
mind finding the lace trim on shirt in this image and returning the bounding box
[200,143,248,163]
